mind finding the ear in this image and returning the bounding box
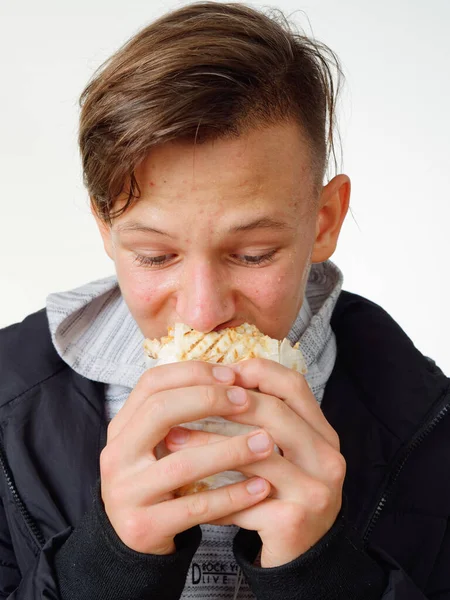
[311,174,351,263]
[90,200,114,260]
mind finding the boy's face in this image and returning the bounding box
[96,121,350,340]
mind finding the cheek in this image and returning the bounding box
[240,263,303,311]
[114,260,173,318]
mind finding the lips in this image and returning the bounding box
[212,320,244,332]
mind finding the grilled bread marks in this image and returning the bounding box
[144,323,307,496]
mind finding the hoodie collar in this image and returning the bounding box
[46,261,343,393]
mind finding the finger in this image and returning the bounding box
[165,394,328,482]
[237,451,315,497]
[108,361,236,441]
[230,358,339,450]
[148,429,274,500]
[219,388,334,479]
[165,392,341,486]
[208,496,327,568]
[165,425,344,507]
[144,477,270,550]
[209,496,273,528]
[165,427,333,503]
[165,426,228,449]
[112,384,250,465]
[240,449,345,509]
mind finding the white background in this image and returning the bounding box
[1,0,449,373]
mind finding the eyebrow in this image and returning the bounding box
[115,216,294,237]
[115,222,172,237]
[229,217,294,233]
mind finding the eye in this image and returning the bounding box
[132,250,278,269]
[232,250,277,266]
[133,254,176,267]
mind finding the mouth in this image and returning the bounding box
[212,320,245,332]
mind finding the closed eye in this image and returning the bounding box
[231,250,277,266]
[133,254,176,267]
[133,249,278,268]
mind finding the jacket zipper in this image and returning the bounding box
[362,399,450,544]
[0,438,46,549]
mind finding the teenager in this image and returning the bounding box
[0,3,448,599]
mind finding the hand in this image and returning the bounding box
[100,361,273,555]
[165,358,346,567]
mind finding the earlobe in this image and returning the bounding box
[311,174,351,263]
[90,200,114,261]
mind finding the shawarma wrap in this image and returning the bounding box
[144,322,307,496]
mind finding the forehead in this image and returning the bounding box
[139,121,312,197]
[112,121,317,228]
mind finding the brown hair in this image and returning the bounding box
[79,2,343,222]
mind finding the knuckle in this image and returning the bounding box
[272,396,290,419]
[163,456,193,482]
[189,360,209,381]
[250,357,266,374]
[104,481,126,509]
[279,502,306,529]
[106,419,119,442]
[328,429,341,452]
[308,483,332,514]
[138,368,160,397]
[326,453,347,485]
[186,493,210,519]
[147,393,168,420]
[120,510,150,549]
[223,485,238,509]
[140,367,155,387]
[99,446,117,479]
[204,385,220,412]
[224,440,246,467]
[290,369,306,394]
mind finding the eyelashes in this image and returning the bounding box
[232,250,277,266]
[133,250,277,269]
[133,254,176,267]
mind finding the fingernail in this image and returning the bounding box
[227,387,247,405]
[246,478,267,495]
[248,432,271,453]
[167,427,190,444]
[213,366,234,382]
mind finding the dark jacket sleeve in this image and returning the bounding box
[233,503,449,600]
[1,486,202,600]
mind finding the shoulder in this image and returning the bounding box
[332,290,446,376]
[330,290,449,436]
[332,290,411,337]
[0,310,66,406]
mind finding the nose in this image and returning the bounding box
[175,258,235,332]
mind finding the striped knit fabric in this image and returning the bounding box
[46,259,343,599]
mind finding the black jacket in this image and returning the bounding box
[0,291,449,599]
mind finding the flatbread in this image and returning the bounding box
[143,322,307,496]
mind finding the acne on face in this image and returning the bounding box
[107,122,323,339]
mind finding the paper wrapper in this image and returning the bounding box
[143,322,307,496]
